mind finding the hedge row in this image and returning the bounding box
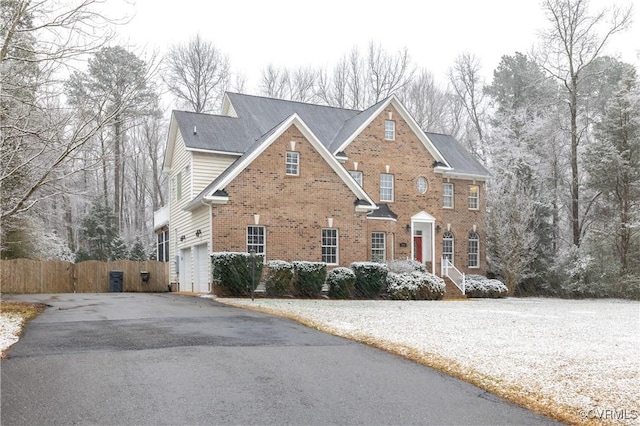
[212,254,506,299]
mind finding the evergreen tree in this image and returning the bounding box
[110,235,129,261]
[128,236,148,261]
[78,198,119,261]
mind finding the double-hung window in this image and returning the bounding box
[468,231,479,268]
[443,231,454,263]
[384,120,395,141]
[321,228,338,264]
[286,151,300,176]
[247,226,266,257]
[371,232,386,263]
[468,185,479,210]
[349,170,363,187]
[443,183,454,208]
[380,173,394,202]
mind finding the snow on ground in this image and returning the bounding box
[1,296,637,424]
[0,314,24,355]
[217,297,640,425]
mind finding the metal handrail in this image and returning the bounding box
[441,257,465,295]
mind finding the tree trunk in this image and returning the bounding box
[570,75,580,247]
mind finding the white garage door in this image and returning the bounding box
[193,243,210,293]
[180,248,192,292]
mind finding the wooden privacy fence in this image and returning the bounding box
[0,259,169,294]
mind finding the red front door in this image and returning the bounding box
[413,236,423,263]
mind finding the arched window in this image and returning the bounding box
[468,231,479,268]
[443,231,454,263]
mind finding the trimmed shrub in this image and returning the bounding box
[211,252,263,297]
[327,267,356,299]
[465,275,508,298]
[265,260,294,296]
[293,261,326,298]
[386,271,445,300]
[351,262,388,298]
[387,259,426,274]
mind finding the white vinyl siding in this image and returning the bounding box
[191,151,237,196]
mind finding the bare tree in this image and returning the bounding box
[398,69,450,133]
[535,0,632,247]
[0,0,127,255]
[447,52,489,163]
[162,33,230,113]
[259,64,290,99]
[66,46,160,231]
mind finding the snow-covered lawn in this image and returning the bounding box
[217,297,640,425]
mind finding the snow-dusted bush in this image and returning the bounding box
[327,267,355,299]
[293,261,326,298]
[211,252,263,296]
[386,271,445,300]
[386,259,426,274]
[465,275,508,298]
[351,262,389,298]
[265,260,293,297]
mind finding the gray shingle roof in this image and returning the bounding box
[173,110,248,153]
[173,93,490,179]
[426,132,491,178]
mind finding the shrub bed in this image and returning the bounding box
[293,261,326,298]
[327,267,356,299]
[265,260,294,296]
[465,275,508,298]
[387,271,445,300]
[211,252,263,296]
[351,262,388,298]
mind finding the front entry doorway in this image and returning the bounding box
[413,232,423,263]
[410,211,436,274]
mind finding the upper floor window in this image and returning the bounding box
[176,172,182,201]
[468,185,480,210]
[468,231,479,268]
[417,176,428,194]
[384,120,395,141]
[371,232,386,263]
[286,151,300,176]
[247,226,266,257]
[380,173,394,202]
[443,231,454,263]
[443,183,454,208]
[349,170,363,187]
[321,228,338,264]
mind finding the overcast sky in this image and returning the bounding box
[118,0,638,92]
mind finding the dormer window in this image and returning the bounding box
[384,120,395,141]
[286,151,299,175]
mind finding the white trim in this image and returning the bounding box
[186,147,243,156]
[333,95,450,167]
[201,114,377,211]
[442,171,489,181]
[366,216,398,222]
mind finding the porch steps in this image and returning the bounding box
[443,277,466,299]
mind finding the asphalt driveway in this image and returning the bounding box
[1,293,558,425]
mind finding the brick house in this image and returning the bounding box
[159,93,490,293]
